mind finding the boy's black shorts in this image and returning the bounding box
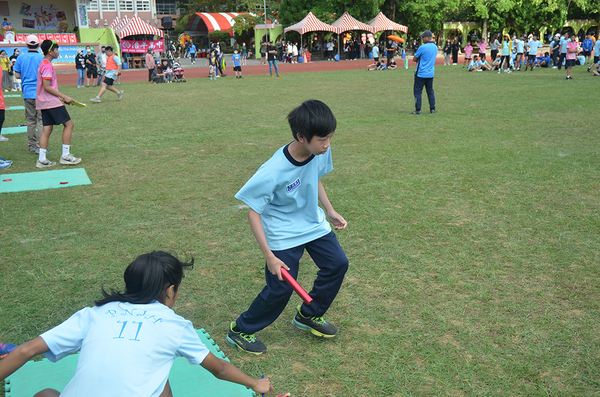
[86,68,98,78]
[594,56,599,63]
[233,66,241,72]
[41,105,71,126]
[565,59,576,67]
[103,77,115,86]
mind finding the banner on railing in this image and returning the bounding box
[121,39,165,53]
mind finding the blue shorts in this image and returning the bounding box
[41,105,71,126]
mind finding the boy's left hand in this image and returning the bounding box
[327,210,347,230]
[62,96,74,105]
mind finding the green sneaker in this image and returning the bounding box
[292,305,338,338]
[226,322,267,355]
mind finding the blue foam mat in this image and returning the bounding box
[5,329,255,397]
[0,168,92,194]
[6,106,25,110]
[1,126,27,135]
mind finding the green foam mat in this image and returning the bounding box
[2,126,27,135]
[6,106,25,110]
[0,168,92,194]
[5,329,255,397]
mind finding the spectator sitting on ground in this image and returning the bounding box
[479,57,492,70]
[152,63,166,83]
[491,53,503,70]
[539,52,552,67]
[366,59,384,70]
[468,55,482,71]
[387,59,397,70]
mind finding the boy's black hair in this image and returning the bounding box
[94,251,194,306]
[105,45,113,52]
[41,39,58,55]
[287,100,336,142]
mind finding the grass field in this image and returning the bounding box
[1,65,599,396]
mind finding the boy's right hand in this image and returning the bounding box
[266,255,290,281]
[252,377,274,394]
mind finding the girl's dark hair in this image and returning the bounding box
[41,39,58,55]
[95,251,194,306]
[287,100,336,142]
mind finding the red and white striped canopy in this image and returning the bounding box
[185,12,245,36]
[368,12,408,33]
[109,17,120,29]
[113,15,129,32]
[117,15,164,39]
[284,12,336,35]
[331,12,374,34]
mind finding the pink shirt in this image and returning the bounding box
[477,42,488,53]
[36,59,62,110]
[566,41,577,60]
[464,45,473,58]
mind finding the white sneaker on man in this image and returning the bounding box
[36,159,56,168]
[60,154,82,165]
[0,135,8,141]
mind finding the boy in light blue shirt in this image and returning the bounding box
[524,35,543,71]
[232,50,242,78]
[227,100,348,355]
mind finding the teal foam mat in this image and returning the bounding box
[5,329,255,397]
[0,168,92,194]
[4,94,22,98]
[6,106,25,110]
[2,126,27,135]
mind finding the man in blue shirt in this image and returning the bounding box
[412,30,437,115]
[558,32,570,70]
[13,34,44,153]
[582,33,594,65]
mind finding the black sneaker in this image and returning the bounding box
[226,322,267,355]
[292,305,338,338]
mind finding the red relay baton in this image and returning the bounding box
[280,268,313,304]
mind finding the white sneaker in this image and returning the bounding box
[89,96,101,103]
[117,90,124,101]
[60,154,82,165]
[36,159,56,168]
[10,88,17,91]
[0,135,8,141]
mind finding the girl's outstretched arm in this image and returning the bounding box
[200,352,273,395]
[0,337,50,380]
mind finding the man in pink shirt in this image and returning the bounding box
[35,40,81,168]
[565,38,578,80]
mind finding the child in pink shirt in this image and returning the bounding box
[463,42,473,68]
[565,39,578,80]
[36,40,81,168]
[477,40,488,61]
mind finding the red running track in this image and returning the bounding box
[55,56,450,86]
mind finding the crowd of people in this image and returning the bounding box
[440,31,600,79]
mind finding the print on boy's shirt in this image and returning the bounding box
[287,178,301,192]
